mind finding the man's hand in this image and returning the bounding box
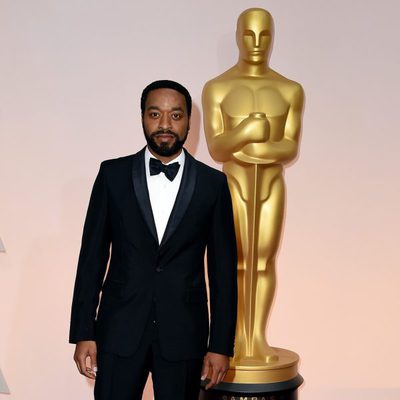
[201,352,230,389]
[73,340,98,380]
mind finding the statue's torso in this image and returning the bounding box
[217,74,298,164]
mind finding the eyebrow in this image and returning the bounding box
[147,106,185,113]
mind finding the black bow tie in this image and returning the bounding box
[149,158,180,181]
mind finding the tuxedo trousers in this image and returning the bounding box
[94,306,203,400]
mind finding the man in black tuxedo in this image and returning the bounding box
[69,80,238,399]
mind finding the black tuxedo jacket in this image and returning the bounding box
[69,147,237,361]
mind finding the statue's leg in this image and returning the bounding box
[225,171,249,362]
[227,164,270,364]
[252,173,285,362]
[224,164,284,365]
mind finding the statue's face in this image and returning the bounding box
[236,10,273,64]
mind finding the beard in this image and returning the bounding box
[143,127,189,157]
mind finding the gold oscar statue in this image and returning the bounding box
[202,8,304,385]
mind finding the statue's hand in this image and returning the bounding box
[241,112,270,143]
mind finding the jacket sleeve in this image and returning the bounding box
[207,174,238,356]
[69,162,111,343]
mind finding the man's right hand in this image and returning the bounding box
[73,340,98,380]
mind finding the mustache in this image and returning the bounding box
[150,130,179,138]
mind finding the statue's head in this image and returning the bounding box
[236,8,274,64]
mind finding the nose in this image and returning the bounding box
[254,34,261,48]
[158,112,171,131]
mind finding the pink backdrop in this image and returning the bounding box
[1,1,399,399]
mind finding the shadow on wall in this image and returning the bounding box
[0,369,10,394]
[185,102,201,156]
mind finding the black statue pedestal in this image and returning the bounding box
[199,375,303,400]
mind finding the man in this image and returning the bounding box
[69,80,238,400]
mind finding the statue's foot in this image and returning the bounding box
[265,351,279,363]
[253,337,279,363]
[231,339,279,366]
[232,336,247,364]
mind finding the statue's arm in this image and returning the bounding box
[202,83,267,162]
[264,84,305,164]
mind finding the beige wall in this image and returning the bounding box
[1,1,399,399]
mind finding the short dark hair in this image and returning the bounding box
[140,80,192,117]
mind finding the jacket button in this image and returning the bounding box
[155,267,163,272]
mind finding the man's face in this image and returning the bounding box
[142,88,190,158]
[236,11,273,64]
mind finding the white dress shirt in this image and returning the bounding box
[145,147,185,243]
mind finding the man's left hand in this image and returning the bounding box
[201,352,230,389]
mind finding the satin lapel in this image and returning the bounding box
[160,149,197,247]
[131,147,158,243]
